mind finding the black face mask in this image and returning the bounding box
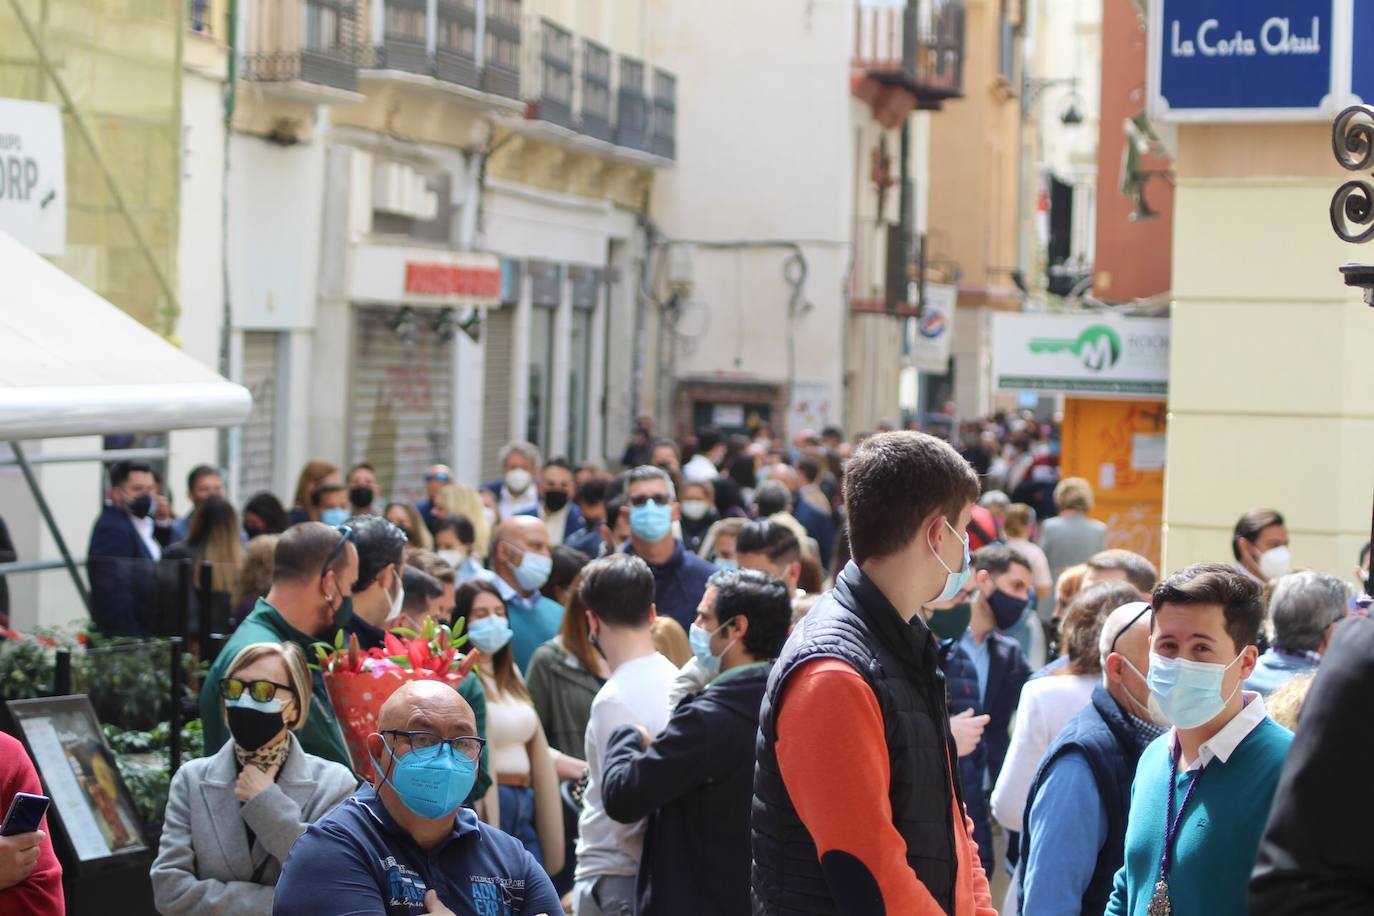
[988,588,1028,631]
[544,491,570,512]
[226,704,286,752]
[349,486,375,509]
[126,493,154,519]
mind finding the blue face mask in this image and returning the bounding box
[1147,651,1245,729]
[689,620,737,677]
[510,546,552,593]
[370,736,477,821]
[931,520,971,602]
[715,558,738,571]
[321,507,350,527]
[467,615,513,655]
[630,501,673,542]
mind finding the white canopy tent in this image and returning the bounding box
[0,229,251,611]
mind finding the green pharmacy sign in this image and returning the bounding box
[993,315,1169,397]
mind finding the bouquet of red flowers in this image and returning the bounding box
[314,618,480,781]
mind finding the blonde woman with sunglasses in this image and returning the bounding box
[151,642,356,915]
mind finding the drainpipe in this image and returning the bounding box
[217,0,240,480]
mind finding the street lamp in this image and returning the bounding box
[1022,75,1086,127]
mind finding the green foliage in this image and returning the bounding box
[103,719,205,839]
[0,626,79,700]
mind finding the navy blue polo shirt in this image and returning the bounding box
[273,784,562,916]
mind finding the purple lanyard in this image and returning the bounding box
[1160,745,1205,881]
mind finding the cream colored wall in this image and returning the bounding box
[1163,121,1371,580]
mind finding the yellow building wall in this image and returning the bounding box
[1163,122,1373,580]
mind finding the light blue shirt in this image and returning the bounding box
[479,569,565,673]
[960,629,991,704]
[1023,750,1108,915]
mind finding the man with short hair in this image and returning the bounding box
[273,681,562,916]
[484,441,543,521]
[735,520,803,595]
[416,464,452,522]
[962,546,1034,790]
[87,460,163,636]
[1232,507,1290,583]
[483,516,564,671]
[314,483,351,528]
[601,568,791,916]
[1245,570,1349,695]
[170,464,226,542]
[566,478,611,557]
[1083,548,1158,600]
[754,478,819,561]
[346,463,381,515]
[620,466,716,631]
[573,555,680,916]
[1020,601,1166,914]
[539,458,585,546]
[682,427,724,483]
[1106,564,1293,916]
[753,432,996,915]
[200,522,356,769]
[793,455,837,568]
[341,515,410,650]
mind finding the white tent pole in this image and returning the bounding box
[9,441,93,613]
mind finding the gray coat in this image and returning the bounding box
[150,733,356,915]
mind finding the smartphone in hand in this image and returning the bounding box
[1,793,49,837]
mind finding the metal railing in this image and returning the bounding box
[580,39,613,142]
[853,0,965,102]
[482,0,522,98]
[536,18,574,128]
[242,0,363,91]
[435,0,480,87]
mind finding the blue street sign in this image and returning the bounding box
[1150,0,1338,122]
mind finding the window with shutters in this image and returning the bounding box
[527,304,554,455]
[239,331,280,498]
[350,306,453,504]
[480,305,515,481]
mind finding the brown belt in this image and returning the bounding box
[497,772,531,788]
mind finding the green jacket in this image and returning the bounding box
[525,638,605,758]
[200,599,354,771]
[199,598,492,801]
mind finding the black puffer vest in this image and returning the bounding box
[752,562,963,915]
[1018,684,1151,915]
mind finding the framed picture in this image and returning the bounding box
[5,696,148,868]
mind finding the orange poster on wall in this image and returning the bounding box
[1060,398,1167,570]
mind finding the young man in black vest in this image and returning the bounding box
[752,431,996,916]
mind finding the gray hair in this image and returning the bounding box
[979,490,1010,510]
[627,464,676,502]
[1269,571,1349,653]
[755,480,792,517]
[498,440,543,470]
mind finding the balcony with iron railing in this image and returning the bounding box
[528,18,574,128]
[853,0,965,107]
[650,68,676,160]
[241,0,363,92]
[615,55,649,152]
[364,0,512,98]
[580,40,613,143]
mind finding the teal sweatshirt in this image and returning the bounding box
[1106,716,1293,916]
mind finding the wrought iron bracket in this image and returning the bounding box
[1331,105,1374,306]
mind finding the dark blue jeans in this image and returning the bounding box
[498,784,544,867]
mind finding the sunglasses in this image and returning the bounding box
[321,524,356,578]
[1109,603,1153,656]
[629,494,671,507]
[425,473,451,483]
[221,677,294,704]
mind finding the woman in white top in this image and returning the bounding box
[990,580,1142,833]
[456,579,565,876]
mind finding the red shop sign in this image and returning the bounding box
[404,261,502,298]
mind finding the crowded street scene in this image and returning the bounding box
[2,0,1374,913]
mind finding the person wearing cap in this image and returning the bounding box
[1018,600,1167,915]
[417,465,452,523]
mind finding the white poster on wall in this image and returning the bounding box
[787,380,833,437]
[0,98,65,255]
[907,282,958,373]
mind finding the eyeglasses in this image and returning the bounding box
[1108,603,1153,657]
[381,730,486,762]
[321,525,356,578]
[221,677,295,704]
[629,494,671,507]
[424,473,451,483]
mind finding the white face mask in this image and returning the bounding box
[388,572,406,619]
[1257,545,1292,580]
[681,499,710,521]
[437,549,467,568]
[504,468,534,495]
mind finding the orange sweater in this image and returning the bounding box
[776,658,997,916]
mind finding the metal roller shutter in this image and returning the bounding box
[239,331,279,498]
[480,305,514,482]
[350,306,454,504]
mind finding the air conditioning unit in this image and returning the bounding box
[373,161,438,221]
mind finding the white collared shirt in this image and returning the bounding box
[1174,690,1269,772]
[132,513,162,561]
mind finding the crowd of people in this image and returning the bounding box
[1,413,1371,915]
